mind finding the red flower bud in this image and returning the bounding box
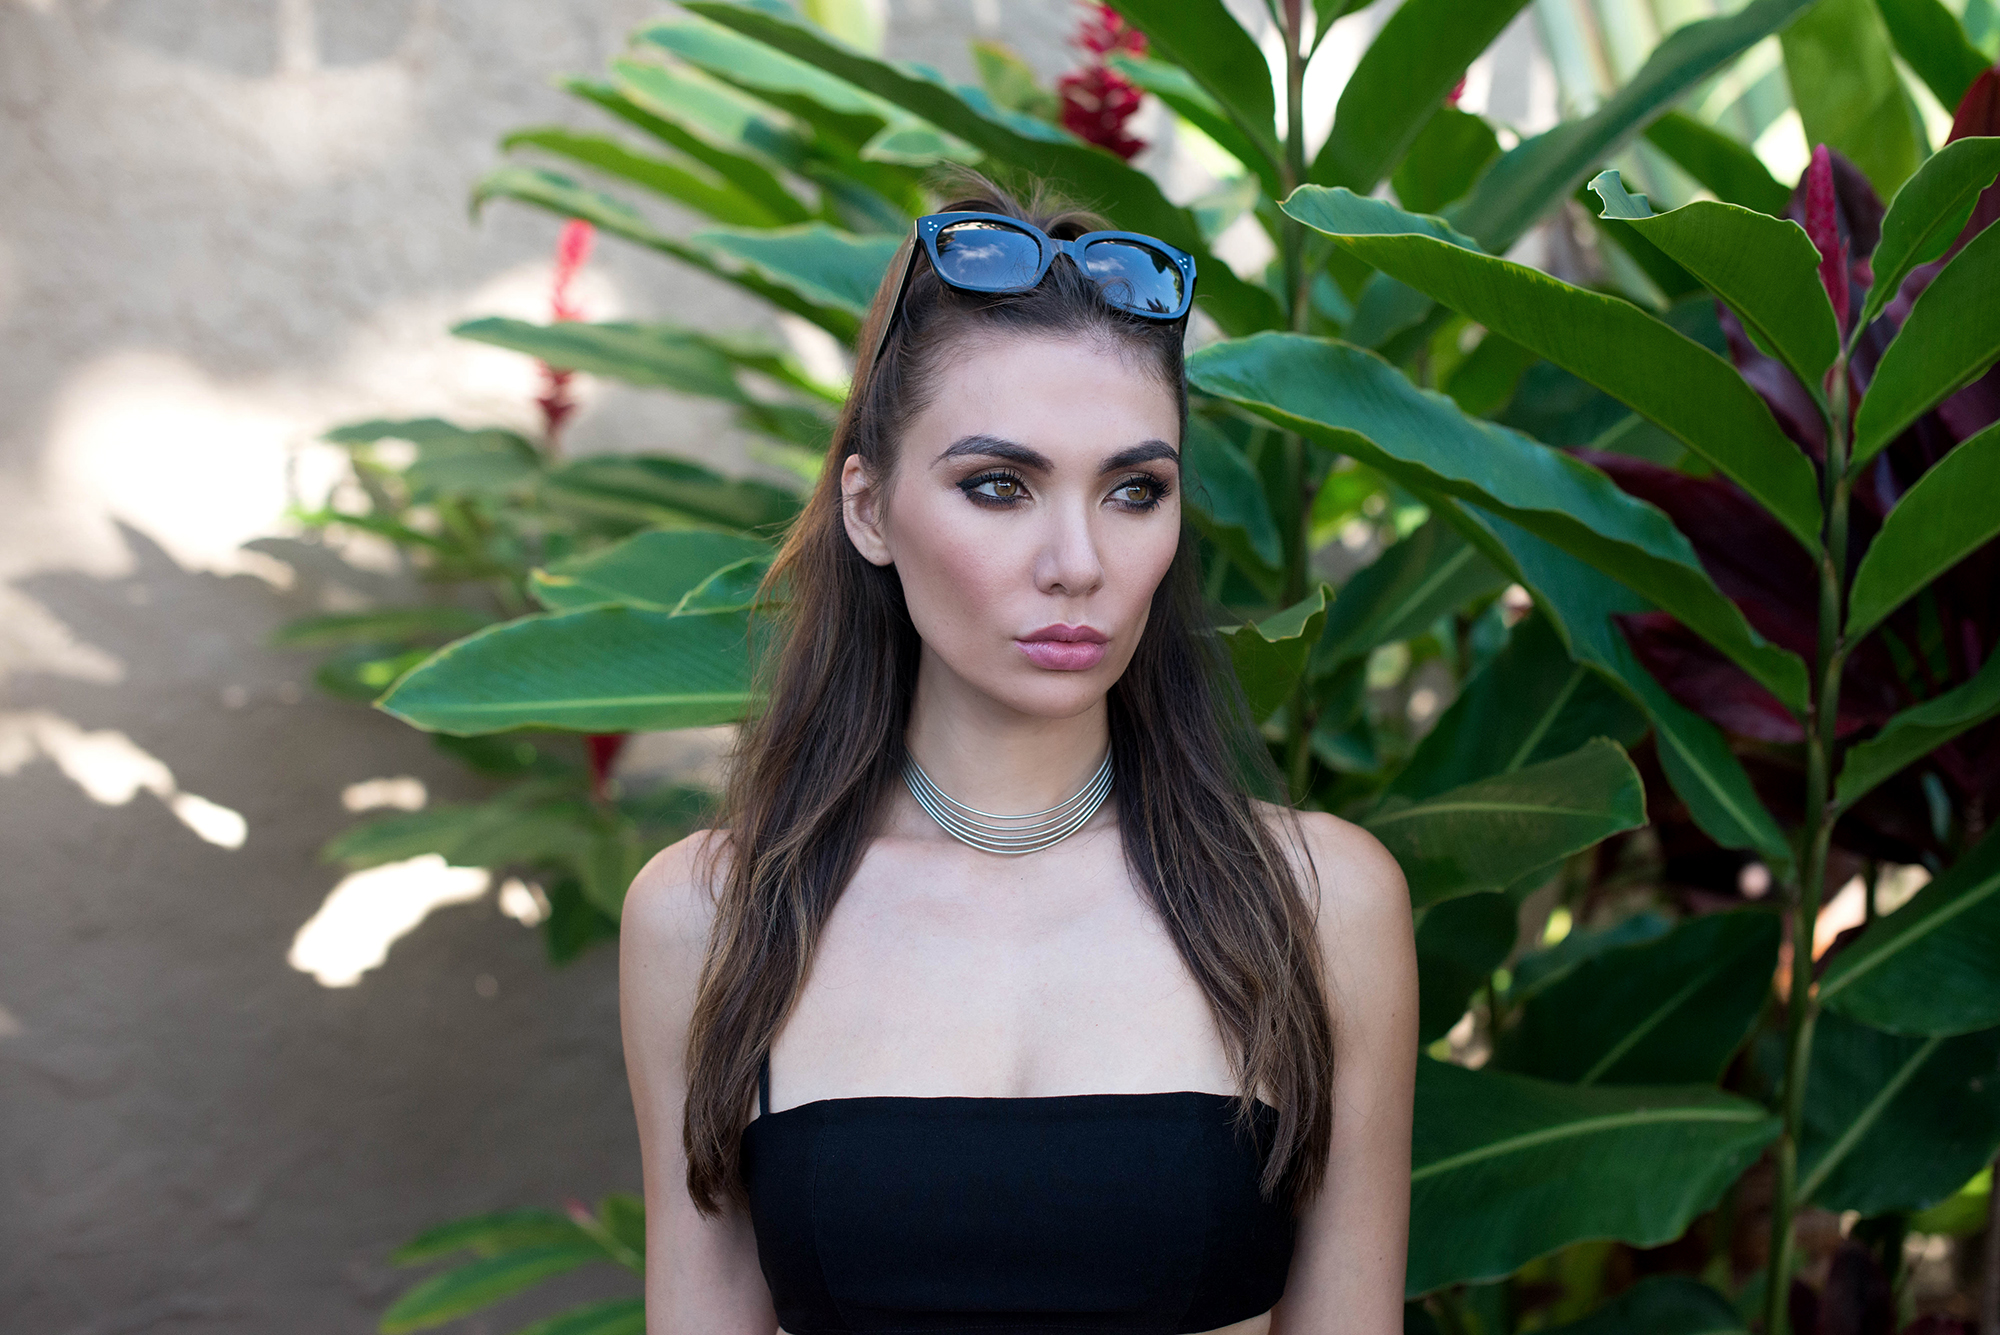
[1804,144,1850,331]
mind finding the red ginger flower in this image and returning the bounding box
[1804,144,1850,333]
[536,219,595,448]
[1059,4,1148,160]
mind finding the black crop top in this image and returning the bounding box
[740,1056,1295,1334]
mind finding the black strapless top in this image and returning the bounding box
[740,1057,1294,1334]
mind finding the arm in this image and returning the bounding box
[1272,812,1418,1335]
[620,833,779,1334]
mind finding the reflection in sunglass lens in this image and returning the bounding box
[1080,240,1184,315]
[935,221,1044,289]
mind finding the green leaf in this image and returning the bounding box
[315,646,433,702]
[1443,332,1538,419]
[580,820,645,918]
[322,797,596,871]
[1509,910,1675,1004]
[1798,1011,2000,1213]
[1182,414,1283,575]
[1407,1059,1780,1294]
[502,126,782,230]
[1540,1276,1746,1335]
[1860,136,2000,333]
[453,317,755,402]
[1457,509,1793,872]
[1910,1169,1994,1236]
[1854,221,2000,466]
[692,222,901,319]
[1366,738,1647,910]
[1416,891,1519,1045]
[1106,0,1279,161]
[471,165,859,337]
[379,1243,608,1333]
[1820,824,2000,1036]
[681,0,1283,335]
[1450,0,1818,252]
[1642,112,1791,216]
[1187,334,1811,712]
[1219,586,1329,721]
[1497,909,1779,1085]
[1836,644,2000,809]
[379,607,760,735]
[1781,0,1926,198]
[1390,610,1647,803]
[532,530,772,613]
[326,418,543,499]
[1285,188,1825,550]
[640,14,897,125]
[1848,421,2000,639]
[971,39,1060,121]
[1590,170,1839,402]
[1108,53,1280,198]
[1312,0,1529,194]
[1875,0,1995,115]
[543,454,801,532]
[271,607,495,650]
[1393,107,1503,216]
[675,554,776,613]
[390,1209,588,1264]
[1311,517,1507,673]
[513,1298,647,1335]
[607,55,812,177]
[598,1193,646,1258]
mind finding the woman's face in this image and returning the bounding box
[842,331,1183,721]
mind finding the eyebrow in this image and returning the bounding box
[933,434,1180,473]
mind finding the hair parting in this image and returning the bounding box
[681,173,1336,1215]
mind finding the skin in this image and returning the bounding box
[622,332,1417,1335]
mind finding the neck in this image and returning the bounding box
[903,644,1111,815]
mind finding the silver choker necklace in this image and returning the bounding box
[903,752,1114,856]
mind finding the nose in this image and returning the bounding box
[1035,498,1105,599]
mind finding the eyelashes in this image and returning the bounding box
[958,470,1173,512]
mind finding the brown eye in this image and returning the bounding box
[990,478,1022,499]
[1114,479,1158,506]
[965,473,1028,503]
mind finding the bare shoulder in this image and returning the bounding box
[622,828,731,960]
[1254,802,1406,921]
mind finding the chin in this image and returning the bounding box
[985,664,1124,720]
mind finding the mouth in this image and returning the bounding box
[1016,624,1110,672]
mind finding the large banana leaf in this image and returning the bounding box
[1780,0,1925,197]
[1496,910,1779,1085]
[1392,107,1503,216]
[1818,825,2000,1036]
[1835,648,2000,809]
[513,1299,646,1335]
[1449,0,1818,252]
[1590,171,1838,404]
[1415,891,1518,1045]
[1876,0,1995,111]
[502,126,782,230]
[692,223,902,320]
[1509,910,1674,1005]
[381,1243,610,1334]
[1284,188,1824,551]
[1183,415,1283,579]
[1219,587,1327,721]
[543,455,801,532]
[1455,508,1793,871]
[1108,53,1280,198]
[1642,112,1790,216]
[457,318,747,402]
[1798,1011,2000,1213]
[1310,518,1507,674]
[1846,421,2000,638]
[1389,610,1646,804]
[322,794,602,872]
[1860,136,2000,333]
[379,607,760,735]
[326,419,541,501]
[1408,1059,1780,1294]
[1852,221,2000,466]
[1186,333,1811,711]
[1365,738,1646,910]
[682,0,1283,334]
[1105,0,1279,164]
[532,530,772,613]
[1311,0,1529,195]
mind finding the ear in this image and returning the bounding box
[840,453,894,567]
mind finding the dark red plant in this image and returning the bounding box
[1058,4,1148,160]
[586,731,629,802]
[536,218,595,450]
[1592,77,2000,875]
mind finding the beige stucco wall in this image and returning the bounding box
[0,2,1547,1327]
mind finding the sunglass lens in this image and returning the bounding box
[934,220,1045,290]
[1080,240,1184,315]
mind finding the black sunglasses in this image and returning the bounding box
[867,211,1198,369]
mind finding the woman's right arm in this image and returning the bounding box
[620,832,778,1334]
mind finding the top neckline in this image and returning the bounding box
[748,1089,1280,1127]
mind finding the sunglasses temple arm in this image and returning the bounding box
[865,237,921,374]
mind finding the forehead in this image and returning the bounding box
[909,332,1181,461]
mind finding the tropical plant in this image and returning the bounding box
[297,1,2000,1332]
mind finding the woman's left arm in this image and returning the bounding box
[1273,812,1418,1335]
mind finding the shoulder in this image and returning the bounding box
[1256,803,1413,991]
[621,829,731,977]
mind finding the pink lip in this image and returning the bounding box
[1016,624,1109,671]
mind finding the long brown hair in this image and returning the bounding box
[682,177,1335,1214]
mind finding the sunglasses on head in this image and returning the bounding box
[867,211,1198,370]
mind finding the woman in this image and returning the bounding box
[622,180,1416,1335]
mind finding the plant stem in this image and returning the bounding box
[1764,359,1854,1335]
[1279,0,1315,800]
